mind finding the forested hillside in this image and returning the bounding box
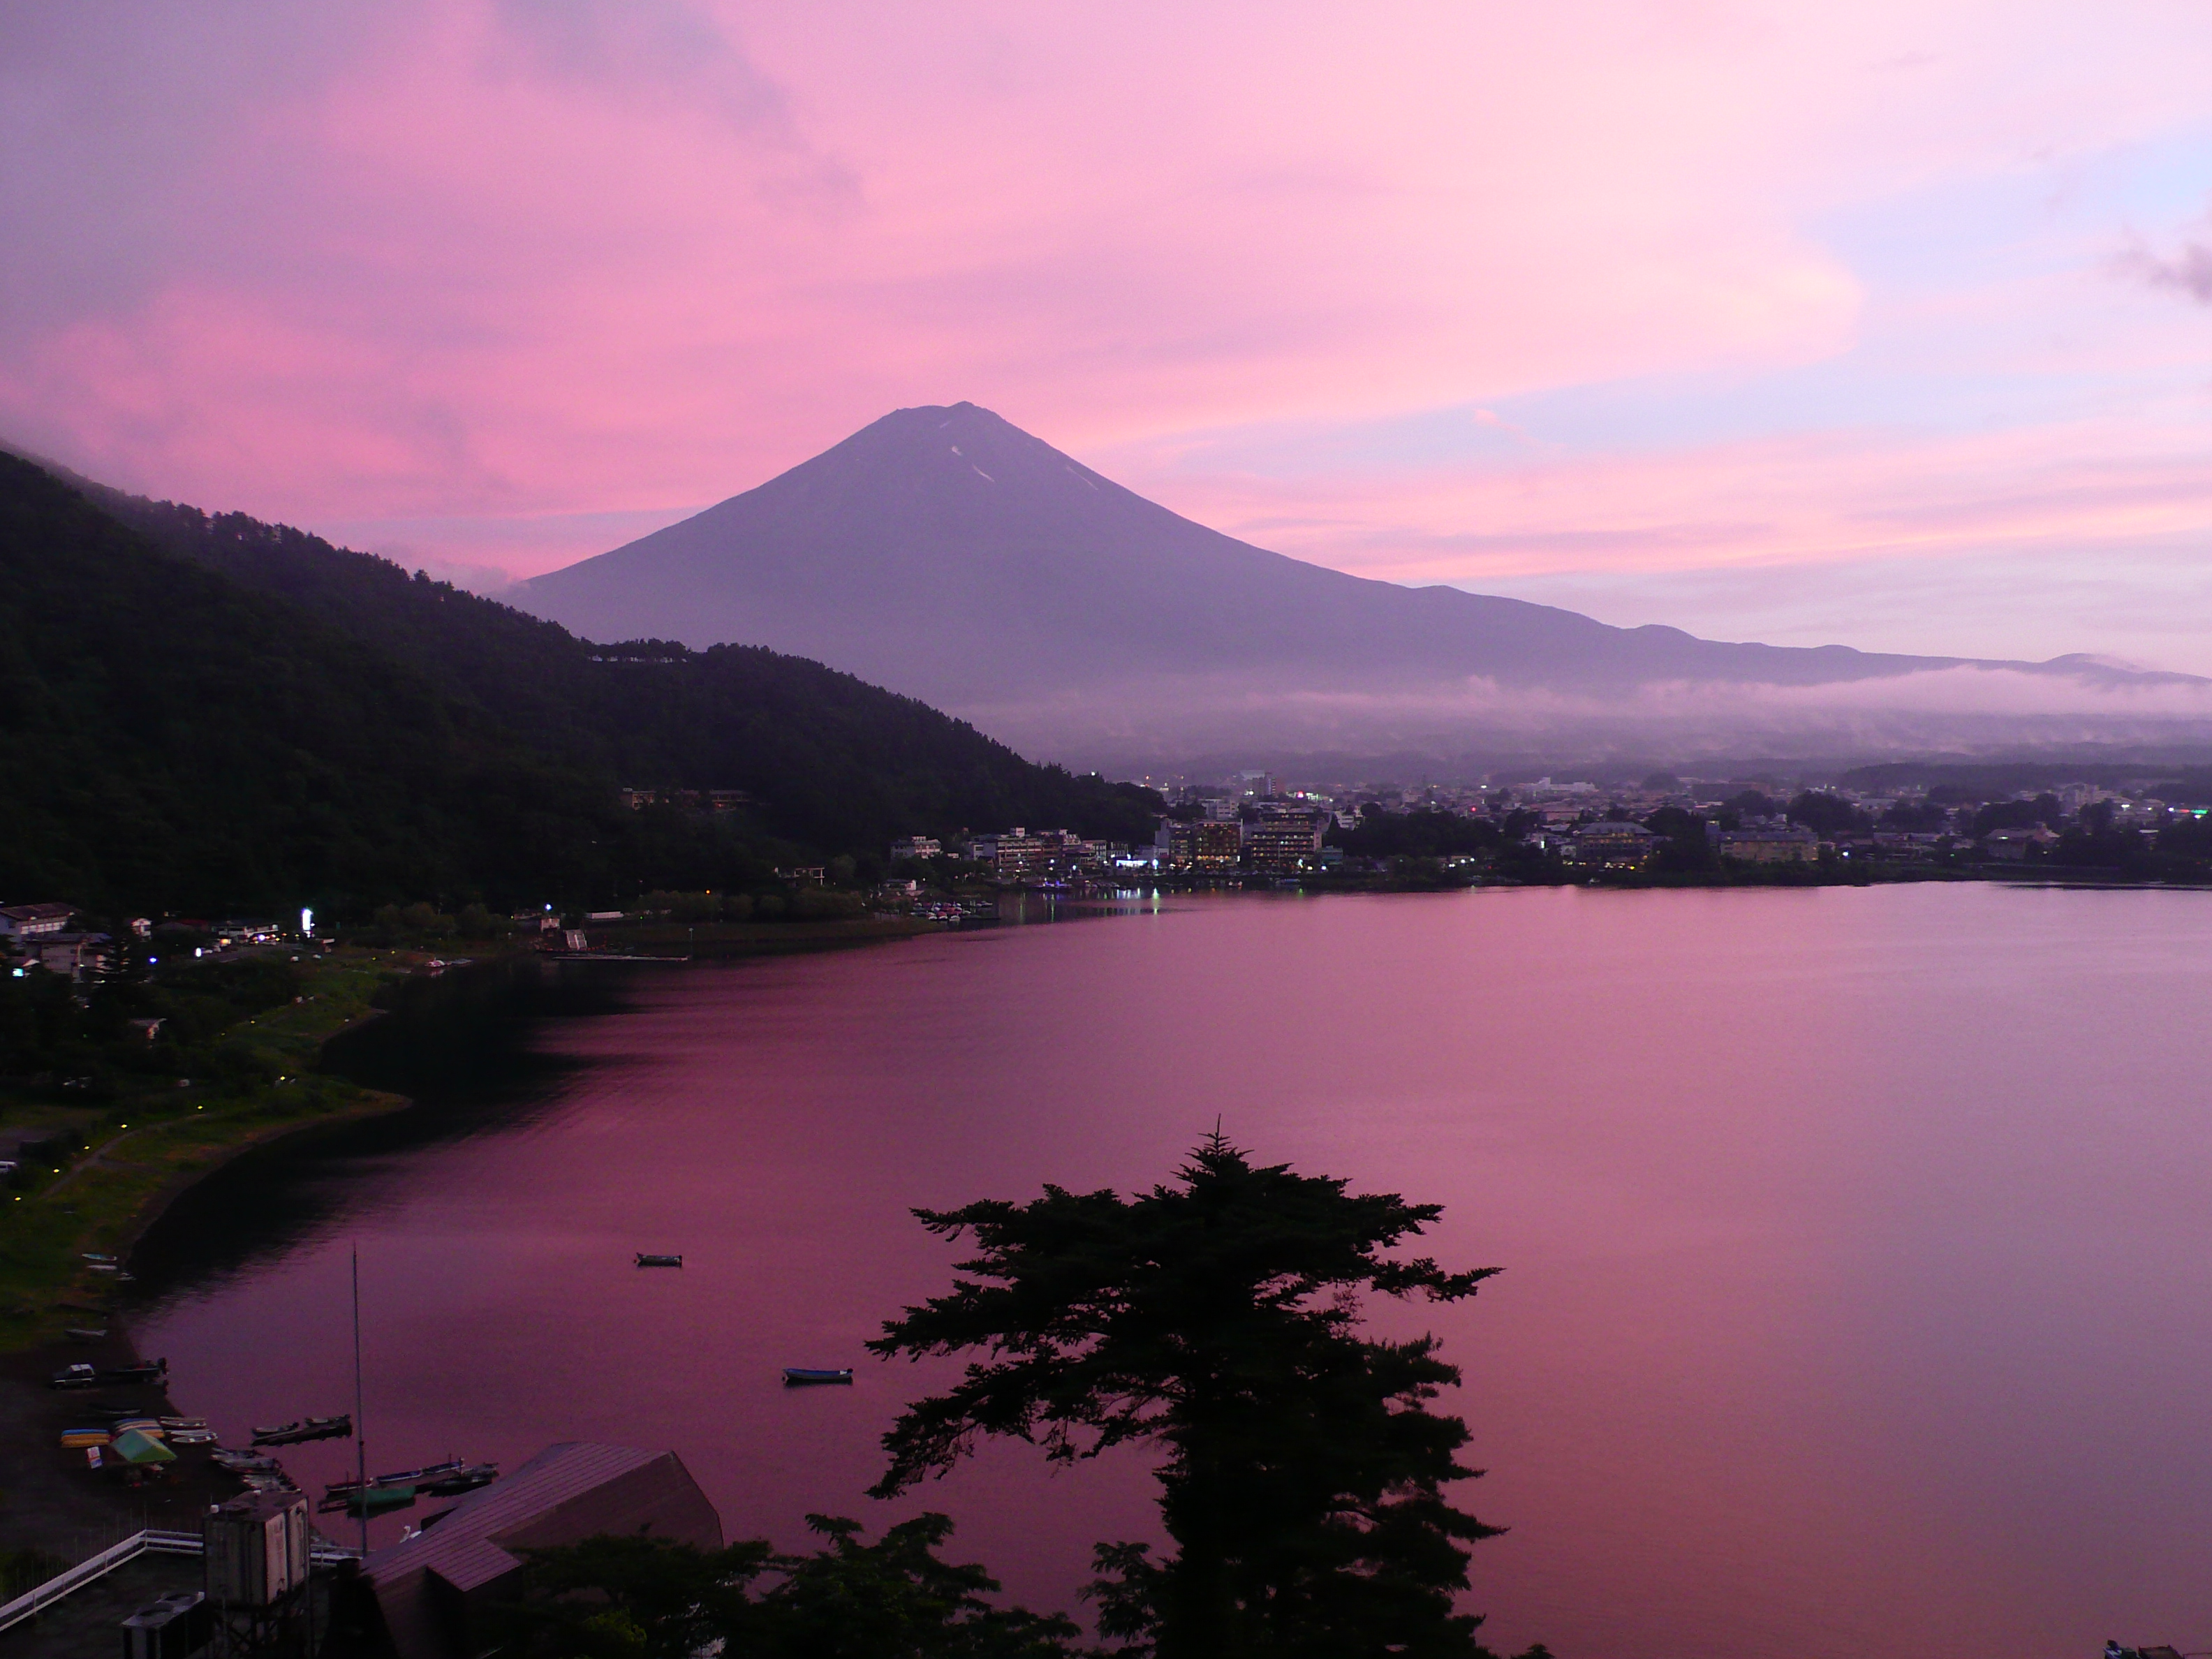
[94,489,1159,855]
[0,457,1158,916]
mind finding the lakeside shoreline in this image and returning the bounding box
[0,915,952,1591]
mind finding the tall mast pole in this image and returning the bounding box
[353,1244,367,1558]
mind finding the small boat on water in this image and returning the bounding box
[782,1368,855,1386]
[158,1417,207,1431]
[212,1450,283,1473]
[370,1457,465,1487]
[423,1462,498,1496]
[168,1429,217,1446]
[635,1253,684,1268]
[253,1413,351,1446]
[327,1457,487,1498]
[98,1359,167,1384]
[318,1483,416,1517]
[66,1327,108,1342]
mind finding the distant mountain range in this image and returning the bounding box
[519,403,2212,767]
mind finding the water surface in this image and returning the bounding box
[134,886,2212,1658]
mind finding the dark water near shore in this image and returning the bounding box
[132,887,2212,1658]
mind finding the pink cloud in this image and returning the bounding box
[3,0,2211,649]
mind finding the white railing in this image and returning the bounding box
[0,1528,357,1632]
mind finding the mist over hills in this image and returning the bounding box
[518,403,2212,769]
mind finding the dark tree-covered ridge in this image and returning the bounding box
[870,1136,1531,1659]
[91,489,1163,856]
[0,451,616,914]
[0,452,1159,913]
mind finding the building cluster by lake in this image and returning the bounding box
[890,768,2212,888]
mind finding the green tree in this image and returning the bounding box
[760,1514,1086,1657]
[1785,791,1867,836]
[492,1533,767,1658]
[869,1136,1527,1659]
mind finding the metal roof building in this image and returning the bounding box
[362,1443,722,1659]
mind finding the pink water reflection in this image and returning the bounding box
[138,886,2212,1658]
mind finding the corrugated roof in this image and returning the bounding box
[364,1442,665,1591]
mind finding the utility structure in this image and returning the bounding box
[202,1490,317,1656]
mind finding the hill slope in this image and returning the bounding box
[0,452,614,915]
[2,455,1160,914]
[94,492,1160,852]
[516,403,2210,762]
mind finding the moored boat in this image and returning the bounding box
[422,1461,498,1496]
[318,1482,417,1517]
[212,1450,283,1473]
[781,1367,855,1386]
[253,1413,351,1445]
[635,1253,684,1267]
[371,1457,464,1486]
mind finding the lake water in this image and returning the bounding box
[131,886,2212,1658]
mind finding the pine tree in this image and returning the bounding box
[869,1135,1532,1658]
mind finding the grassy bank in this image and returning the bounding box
[0,916,944,1354]
[0,947,419,1352]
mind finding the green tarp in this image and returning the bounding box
[110,1427,175,1464]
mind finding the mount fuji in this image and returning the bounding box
[517,403,2209,765]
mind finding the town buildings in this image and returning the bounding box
[1241,815,1325,876]
[1566,822,1659,870]
[0,902,74,939]
[1160,820,1242,873]
[1719,825,1820,863]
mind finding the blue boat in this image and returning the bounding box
[782,1368,854,1386]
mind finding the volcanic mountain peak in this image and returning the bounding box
[517,404,2212,765]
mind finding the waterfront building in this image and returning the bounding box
[1720,825,1820,863]
[1566,821,1658,871]
[364,1443,722,1659]
[890,836,942,862]
[967,828,1089,882]
[0,902,74,939]
[1241,816,1326,876]
[1982,825,2058,860]
[1161,819,1243,872]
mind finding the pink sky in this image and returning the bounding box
[6,1,2212,668]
